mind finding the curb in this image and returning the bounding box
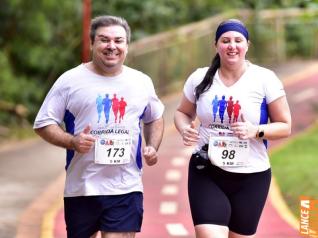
[268,119,318,231]
[269,177,299,230]
[16,173,65,238]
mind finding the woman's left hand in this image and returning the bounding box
[230,114,258,139]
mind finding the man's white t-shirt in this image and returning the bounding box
[183,62,285,173]
[34,64,164,197]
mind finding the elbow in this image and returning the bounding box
[287,126,292,137]
[275,121,292,139]
[285,128,292,137]
[34,128,41,136]
[34,127,47,138]
[284,122,292,138]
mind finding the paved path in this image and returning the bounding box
[51,62,318,238]
[0,60,317,238]
[0,140,65,238]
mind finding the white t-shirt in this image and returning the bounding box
[183,62,285,173]
[34,64,164,197]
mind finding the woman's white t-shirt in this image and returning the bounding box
[183,62,285,173]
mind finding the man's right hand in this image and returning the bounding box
[71,125,96,153]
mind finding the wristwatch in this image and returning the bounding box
[256,127,265,138]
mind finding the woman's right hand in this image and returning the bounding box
[181,121,200,146]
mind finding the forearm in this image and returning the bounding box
[258,121,291,140]
[34,124,74,150]
[143,117,164,151]
[174,110,195,135]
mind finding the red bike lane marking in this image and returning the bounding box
[53,73,318,238]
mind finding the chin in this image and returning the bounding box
[228,58,243,64]
[103,61,118,67]
[226,60,238,65]
[104,62,116,66]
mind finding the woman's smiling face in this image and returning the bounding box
[215,30,249,66]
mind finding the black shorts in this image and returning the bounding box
[188,154,271,236]
[64,192,143,238]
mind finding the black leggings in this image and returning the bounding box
[188,154,271,236]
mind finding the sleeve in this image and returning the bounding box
[142,77,164,124]
[264,70,286,104]
[183,68,206,103]
[33,78,67,129]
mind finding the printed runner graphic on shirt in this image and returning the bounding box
[96,93,128,125]
[209,94,249,167]
[211,94,242,124]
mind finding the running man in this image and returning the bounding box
[112,93,119,123]
[227,96,234,123]
[96,94,103,123]
[33,15,164,238]
[233,100,241,123]
[119,97,127,123]
[102,93,112,124]
[218,95,227,123]
[212,95,219,122]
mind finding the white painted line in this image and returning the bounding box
[165,169,182,182]
[166,223,189,236]
[171,157,187,167]
[292,88,316,103]
[161,184,179,195]
[160,201,178,215]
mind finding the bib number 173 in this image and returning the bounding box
[106,147,125,158]
[95,137,131,165]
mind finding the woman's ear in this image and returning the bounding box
[214,41,218,53]
[246,40,250,52]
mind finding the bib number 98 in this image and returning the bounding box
[222,150,235,159]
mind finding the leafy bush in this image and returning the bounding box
[0,0,318,128]
[285,20,318,57]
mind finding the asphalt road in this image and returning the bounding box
[0,140,65,238]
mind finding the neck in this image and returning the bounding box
[219,61,248,83]
[85,61,123,77]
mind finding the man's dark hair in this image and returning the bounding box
[90,15,131,44]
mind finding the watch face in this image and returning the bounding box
[258,131,264,138]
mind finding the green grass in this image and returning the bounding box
[0,125,36,144]
[10,126,36,139]
[270,123,318,217]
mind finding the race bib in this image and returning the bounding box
[95,136,132,165]
[208,135,250,167]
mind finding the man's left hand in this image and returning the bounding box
[143,146,158,166]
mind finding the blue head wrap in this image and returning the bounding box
[215,21,249,42]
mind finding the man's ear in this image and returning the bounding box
[90,38,94,50]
